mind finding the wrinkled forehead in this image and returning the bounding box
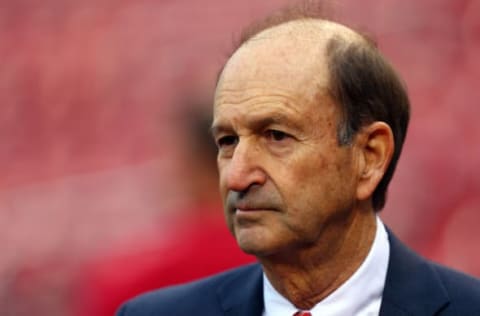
[215,19,361,101]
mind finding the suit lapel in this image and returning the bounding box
[216,263,264,316]
[380,230,450,316]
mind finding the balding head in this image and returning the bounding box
[218,19,364,98]
[245,18,362,44]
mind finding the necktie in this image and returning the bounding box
[294,312,312,316]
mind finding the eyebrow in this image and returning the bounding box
[252,114,300,130]
[210,112,301,136]
[210,124,231,137]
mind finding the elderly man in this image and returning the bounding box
[117,5,480,316]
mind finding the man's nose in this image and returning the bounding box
[223,140,266,192]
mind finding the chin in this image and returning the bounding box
[235,234,271,256]
[236,235,285,258]
[238,245,272,257]
[233,222,289,257]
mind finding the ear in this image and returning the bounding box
[355,122,394,202]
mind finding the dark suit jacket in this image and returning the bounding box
[117,231,480,315]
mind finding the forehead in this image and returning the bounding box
[217,21,330,102]
[216,19,360,97]
[212,20,361,130]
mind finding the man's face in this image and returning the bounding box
[212,24,360,258]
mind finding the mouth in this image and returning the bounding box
[236,208,263,213]
[226,189,281,216]
[234,207,275,215]
[232,201,270,212]
[233,208,271,223]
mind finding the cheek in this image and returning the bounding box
[281,150,351,205]
[217,162,228,193]
[285,153,329,186]
[265,156,326,212]
[218,178,229,204]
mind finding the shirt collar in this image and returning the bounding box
[263,216,390,316]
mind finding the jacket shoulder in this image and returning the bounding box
[383,228,480,315]
[431,262,480,314]
[116,263,260,316]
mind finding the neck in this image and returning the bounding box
[259,208,377,310]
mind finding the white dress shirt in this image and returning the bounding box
[262,216,390,316]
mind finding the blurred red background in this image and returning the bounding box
[0,0,479,315]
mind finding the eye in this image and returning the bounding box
[216,135,238,148]
[266,130,289,141]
